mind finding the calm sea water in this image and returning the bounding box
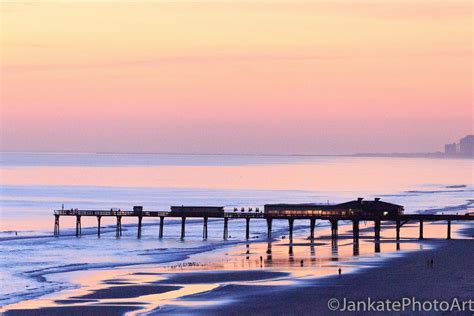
[0,152,472,306]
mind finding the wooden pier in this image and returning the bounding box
[53,199,474,242]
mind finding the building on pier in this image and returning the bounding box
[335,198,404,217]
[170,206,224,217]
[264,198,403,218]
[133,206,143,214]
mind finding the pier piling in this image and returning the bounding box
[181,217,186,239]
[97,216,101,237]
[352,220,359,243]
[310,218,316,242]
[137,216,143,238]
[419,220,424,239]
[159,216,164,238]
[246,218,250,240]
[288,218,294,243]
[396,219,401,240]
[116,216,122,237]
[53,215,60,236]
[374,220,381,240]
[330,219,338,240]
[266,218,273,239]
[203,217,208,239]
[223,217,229,240]
[75,215,81,237]
[447,220,451,239]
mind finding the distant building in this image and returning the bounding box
[459,135,474,157]
[443,135,473,158]
[444,143,458,155]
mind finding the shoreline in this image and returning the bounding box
[0,218,330,306]
[2,222,473,315]
[0,237,247,307]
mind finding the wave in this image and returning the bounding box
[416,200,474,214]
[381,186,473,198]
[405,189,473,194]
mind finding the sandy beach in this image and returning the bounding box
[3,223,473,315]
[159,229,474,315]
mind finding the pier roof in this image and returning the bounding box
[335,198,403,212]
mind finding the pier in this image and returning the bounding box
[53,198,474,242]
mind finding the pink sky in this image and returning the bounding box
[1,1,472,154]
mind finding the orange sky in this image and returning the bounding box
[1,0,472,154]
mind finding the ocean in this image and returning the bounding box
[0,152,472,307]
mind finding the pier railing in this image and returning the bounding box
[54,209,170,217]
[224,212,264,218]
[52,207,473,243]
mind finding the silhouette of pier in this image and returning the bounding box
[53,198,473,241]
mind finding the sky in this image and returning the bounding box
[1,0,472,155]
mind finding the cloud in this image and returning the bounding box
[2,49,471,73]
[1,52,349,72]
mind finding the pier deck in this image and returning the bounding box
[53,205,473,243]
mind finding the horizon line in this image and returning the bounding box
[0,150,447,157]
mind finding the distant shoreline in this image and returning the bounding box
[1,151,472,159]
[352,152,473,159]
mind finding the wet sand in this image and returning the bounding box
[72,285,182,300]
[156,270,289,284]
[158,226,474,315]
[4,305,143,316]
[3,224,473,315]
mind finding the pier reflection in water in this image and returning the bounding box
[1,221,465,315]
[217,219,464,273]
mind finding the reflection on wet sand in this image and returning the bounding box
[1,221,467,315]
